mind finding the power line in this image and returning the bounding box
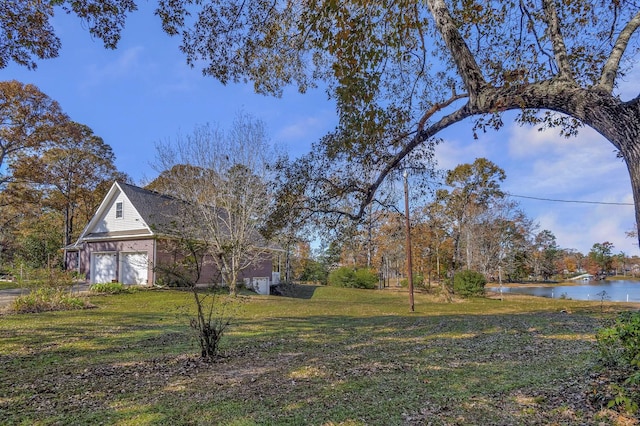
[428,178,634,206]
[506,192,634,206]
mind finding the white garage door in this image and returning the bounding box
[92,253,117,284]
[120,252,148,285]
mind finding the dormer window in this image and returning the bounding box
[115,202,123,218]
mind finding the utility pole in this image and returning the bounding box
[403,170,415,312]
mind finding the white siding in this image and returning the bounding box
[93,192,146,233]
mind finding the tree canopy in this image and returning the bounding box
[5,1,640,243]
[0,81,126,269]
[0,80,67,187]
[0,1,136,69]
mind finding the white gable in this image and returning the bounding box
[92,190,147,233]
[79,182,152,239]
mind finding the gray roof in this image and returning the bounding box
[115,182,277,250]
[118,181,190,235]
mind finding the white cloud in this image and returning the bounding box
[536,203,637,254]
[152,60,201,96]
[81,46,146,88]
[504,122,636,254]
[434,118,637,255]
[274,108,337,158]
[505,123,628,196]
[433,136,493,171]
[277,116,326,142]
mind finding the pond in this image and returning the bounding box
[487,279,640,303]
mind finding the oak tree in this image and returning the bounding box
[1,81,125,269]
[0,80,67,187]
[156,0,640,245]
[6,2,640,244]
[530,229,561,280]
[11,121,125,247]
[590,241,616,274]
[438,158,506,272]
[0,0,136,69]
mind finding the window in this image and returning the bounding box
[115,202,123,218]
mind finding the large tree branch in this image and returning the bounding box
[353,78,631,220]
[426,0,487,102]
[597,10,640,93]
[417,93,468,133]
[541,0,574,81]
[354,103,475,219]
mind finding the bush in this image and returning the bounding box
[13,267,74,289]
[453,270,486,297]
[354,268,378,289]
[90,282,134,294]
[328,267,378,289]
[299,259,329,285]
[400,274,424,289]
[595,311,640,414]
[190,291,239,359]
[8,267,93,314]
[12,287,92,314]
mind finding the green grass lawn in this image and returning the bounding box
[0,286,637,425]
[0,281,20,291]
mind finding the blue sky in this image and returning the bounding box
[3,5,637,256]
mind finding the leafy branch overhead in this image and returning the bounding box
[4,1,640,243]
[159,0,640,241]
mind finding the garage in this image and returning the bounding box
[91,252,117,284]
[120,252,149,285]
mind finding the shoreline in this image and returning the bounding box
[488,276,640,288]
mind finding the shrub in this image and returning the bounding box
[328,267,377,289]
[299,259,329,284]
[453,270,487,297]
[8,267,93,313]
[12,287,92,314]
[400,274,424,289]
[90,282,134,294]
[595,311,640,414]
[190,290,239,359]
[13,267,74,289]
[328,267,354,288]
[354,268,378,289]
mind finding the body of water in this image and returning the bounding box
[487,279,640,303]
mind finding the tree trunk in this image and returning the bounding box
[422,0,640,249]
[579,95,640,249]
[621,145,640,249]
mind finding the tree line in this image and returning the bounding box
[0,81,128,271]
[285,158,640,287]
[2,80,637,290]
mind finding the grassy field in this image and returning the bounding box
[0,285,638,425]
[0,281,20,291]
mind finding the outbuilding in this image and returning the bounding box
[65,181,279,293]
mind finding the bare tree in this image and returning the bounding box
[155,233,235,359]
[152,113,277,295]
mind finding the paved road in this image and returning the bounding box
[0,282,90,308]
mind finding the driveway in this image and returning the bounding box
[0,282,91,308]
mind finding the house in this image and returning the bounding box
[65,181,280,293]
